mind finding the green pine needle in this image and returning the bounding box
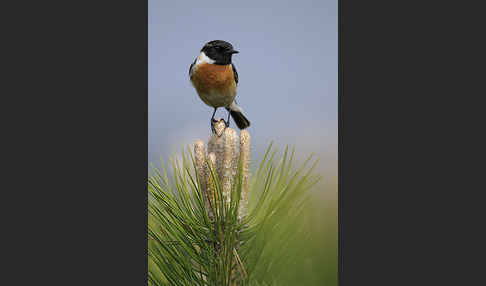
[148,143,322,286]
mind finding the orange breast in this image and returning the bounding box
[191,63,236,96]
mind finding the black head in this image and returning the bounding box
[201,40,239,65]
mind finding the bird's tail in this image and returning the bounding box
[227,102,250,130]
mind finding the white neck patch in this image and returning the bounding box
[195,51,215,66]
[189,51,216,79]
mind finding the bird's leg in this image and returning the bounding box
[210,107,218,134]
[225,109,231,127]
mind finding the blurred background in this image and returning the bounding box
[149,0,337,284]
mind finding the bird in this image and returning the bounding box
[189,40,250,134]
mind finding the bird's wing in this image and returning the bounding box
[232,63,239,85]
[189,58,197,79]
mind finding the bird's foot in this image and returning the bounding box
[211,118,218,134]
[211,118,228,137]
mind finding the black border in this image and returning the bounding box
[3,1,148,284]
[338,0,478,284]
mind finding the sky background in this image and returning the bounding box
[149,0,338,183]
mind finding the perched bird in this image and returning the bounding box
[189,40,250,133]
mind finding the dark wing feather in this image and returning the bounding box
[232,63,238,85]
[189,58,196,79]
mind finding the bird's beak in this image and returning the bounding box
[229,50,239,54]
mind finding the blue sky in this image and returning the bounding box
[149,0,338,179]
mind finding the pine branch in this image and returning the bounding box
[148,119,321,285]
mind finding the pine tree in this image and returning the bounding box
[148,119,321,285]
